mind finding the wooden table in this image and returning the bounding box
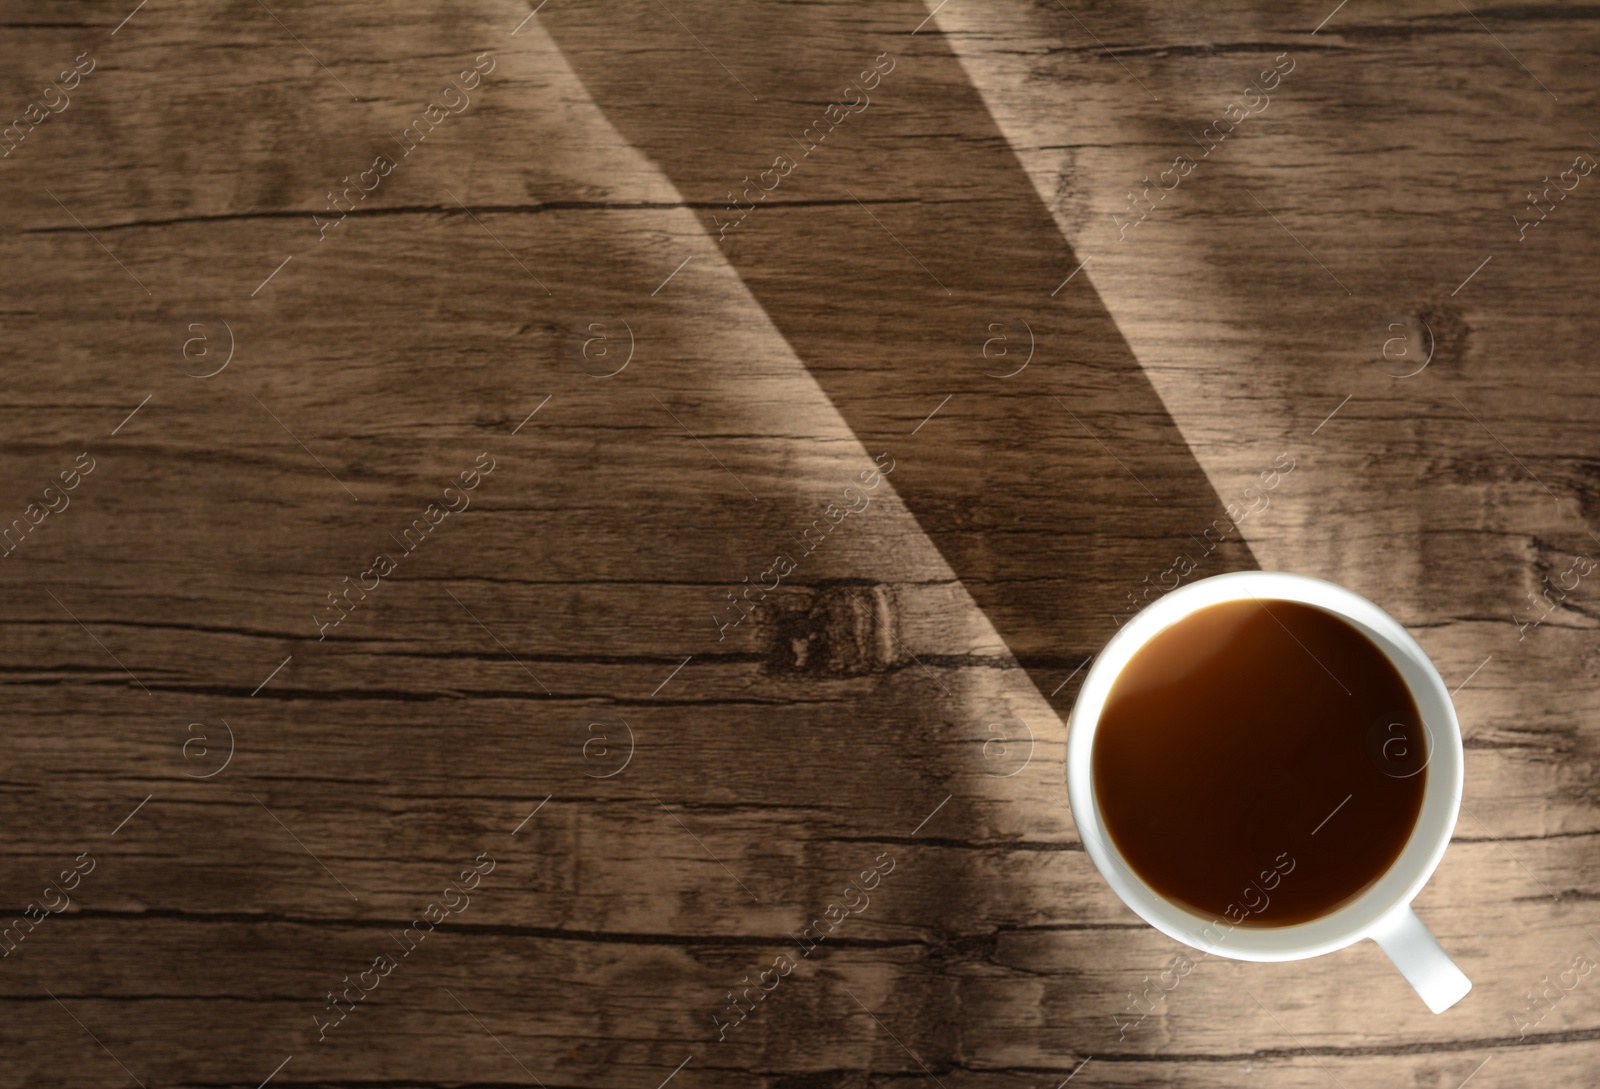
[1,1,1597,1086]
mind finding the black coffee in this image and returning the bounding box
[1091,598,1427,927]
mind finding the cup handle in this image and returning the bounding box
[1370,904,1471,1013]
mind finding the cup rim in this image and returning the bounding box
[1065,571,1464,962]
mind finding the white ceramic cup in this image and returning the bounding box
[1066,571,1471,1013]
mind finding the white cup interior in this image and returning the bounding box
[1065,571,1464,961]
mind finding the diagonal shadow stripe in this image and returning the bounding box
[541,1,1256,709]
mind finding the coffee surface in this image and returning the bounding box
[1091,598,1427,927]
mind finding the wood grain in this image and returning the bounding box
[0,2,1597,1088]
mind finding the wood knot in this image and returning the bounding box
[765,583,896,675]
[1416,303,1470,372]
[1376,303,1469,377]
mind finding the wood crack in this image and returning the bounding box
[17,198,917,235]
